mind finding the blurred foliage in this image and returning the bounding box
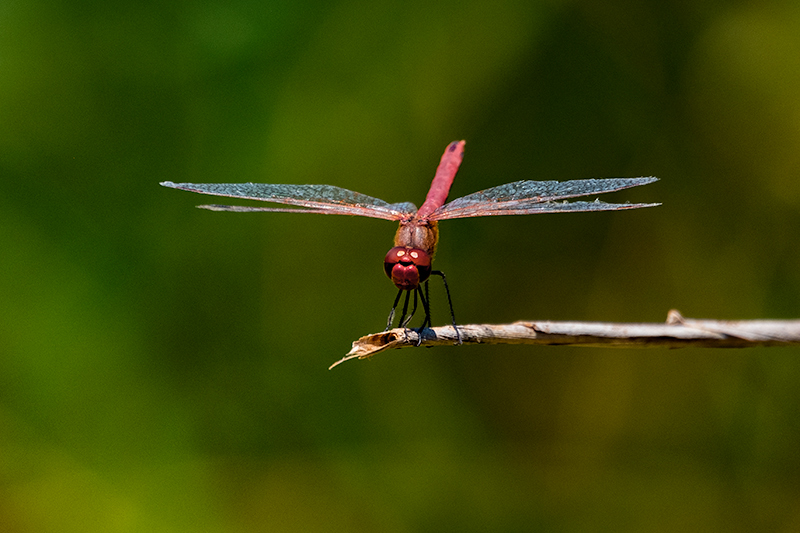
[2,0,800,531]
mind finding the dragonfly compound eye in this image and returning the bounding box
[384,246,432,290]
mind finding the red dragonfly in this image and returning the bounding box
[161,141,658,343]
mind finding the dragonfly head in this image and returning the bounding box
[384,246,432,290]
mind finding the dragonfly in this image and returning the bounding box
[161,140,658,343]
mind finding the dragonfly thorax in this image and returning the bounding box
[384,246,432,290]
[394,217,438,253]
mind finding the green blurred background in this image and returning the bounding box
[2,0,800,531]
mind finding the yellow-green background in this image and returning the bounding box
[2,0,800,531]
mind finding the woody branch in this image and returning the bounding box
[329,310,800,369]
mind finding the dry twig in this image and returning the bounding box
[329,310,800,369]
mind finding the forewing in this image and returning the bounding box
[160,182,416,220]
[431,177,658,220]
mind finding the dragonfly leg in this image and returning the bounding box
[400,289,418,328]
[395,290,412,330]
[385,289,404,331]
[412,282,433,346]
[431,270,461,344]
[420,281,431,330]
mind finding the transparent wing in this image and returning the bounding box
[160,182,416,220]
[430,177,659,220]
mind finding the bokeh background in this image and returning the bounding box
[2,0,800,531]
